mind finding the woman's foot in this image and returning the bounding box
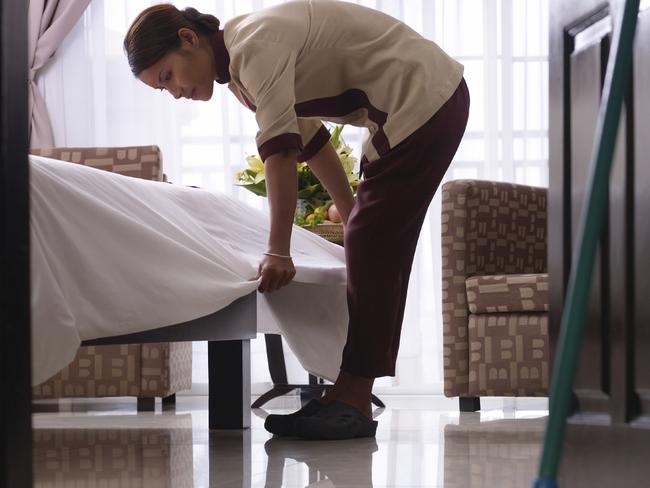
[321,370,374,419]
[294,400,378,440]
[263,398,324,436]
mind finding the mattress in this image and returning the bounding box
[29,154,348,385]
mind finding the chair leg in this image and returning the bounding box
[162,393,176,409]
[300,383,330,404]
[137,397,155,412]
[459,396,481,412]
[251,386,295,409]
[265,334,289,384]
[371,394,386,408]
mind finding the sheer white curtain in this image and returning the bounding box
[38,0,548,396]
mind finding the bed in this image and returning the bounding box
[29,152,350,429]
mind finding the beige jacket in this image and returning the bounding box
[211,0,464,162]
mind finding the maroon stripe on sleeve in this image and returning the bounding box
[258,133,304,161]
[297,124,331,161]
[295,89,391,156]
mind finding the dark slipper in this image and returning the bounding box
[264,399,324,436]
[293,400,378,440]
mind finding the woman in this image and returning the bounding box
[125,0,469,440]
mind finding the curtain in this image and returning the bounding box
[28,0,90,148]
[37,0,549,397]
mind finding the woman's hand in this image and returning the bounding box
[305,141,355,225]
[253,254,296,293]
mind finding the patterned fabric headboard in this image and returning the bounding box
[29,145,163,182]
[440,179,548,397]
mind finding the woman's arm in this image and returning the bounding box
[254,149,298,293]
[265,150,298,255]
[306,141,355,225]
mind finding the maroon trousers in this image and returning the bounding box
[341,78,470,378]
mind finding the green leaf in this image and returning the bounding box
[330,124,344,150]
[234,181,267,197]
[297,183,321,199]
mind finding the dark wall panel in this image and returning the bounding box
[568,17,612,416]
[633,6,650,422]
[0,0,31,487]
[552,0,650,483]
[608,89,633,424]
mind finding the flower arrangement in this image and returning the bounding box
[234,125,359,227]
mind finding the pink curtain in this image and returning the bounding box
[28,0,90,148]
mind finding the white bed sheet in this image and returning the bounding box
[30,155,349,386]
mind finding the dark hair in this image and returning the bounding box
[124,3,220,76]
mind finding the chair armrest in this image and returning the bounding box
[29,145,163,182]
[440,179,547,397]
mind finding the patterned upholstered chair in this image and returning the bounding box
[29,146,192,411]
[441,179,549,411]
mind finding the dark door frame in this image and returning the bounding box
[549,0,650,484]
[0,0,32,486]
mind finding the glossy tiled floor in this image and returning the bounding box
[32,395,548,487]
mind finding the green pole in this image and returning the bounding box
[534,1,640,486]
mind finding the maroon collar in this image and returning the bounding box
[211,29,231,84]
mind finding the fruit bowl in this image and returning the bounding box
[304,222,344,245]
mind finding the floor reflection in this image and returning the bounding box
[264,436,378,487]
[443,415,545,488]
[32,396,547,487]
[33,414,194,488]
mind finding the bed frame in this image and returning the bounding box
[81,291,258,430]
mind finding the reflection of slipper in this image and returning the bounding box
[294,401,378,440]
[264,399,324,436]
[264,436,379,461]
[264,436,378,487]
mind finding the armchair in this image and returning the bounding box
[29,146,192,410]
[441,179,549,411]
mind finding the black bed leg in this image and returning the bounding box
[137,397,155,411]
[208,339,251,429]
[459,396,481,412]
[209,430,252,486]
